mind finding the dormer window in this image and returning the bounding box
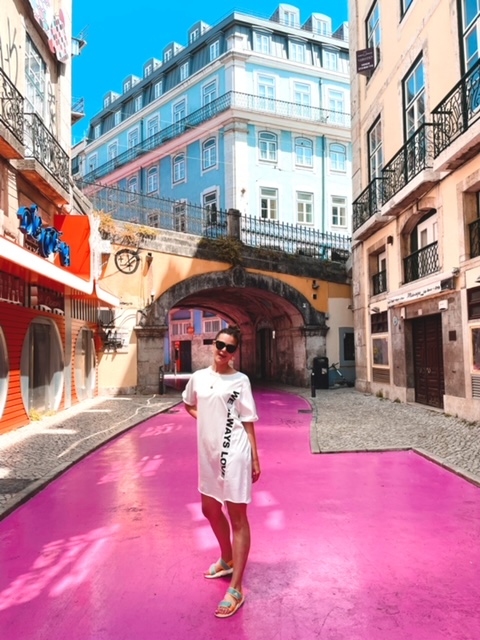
[123,80,131,93]
[144,64,152,77]
[154,81,163,99]
[190,28,199,43]
[210,41,220,61]
[290,41,306,63]
[314,19,329,35]
[254,32,270,54]
[164,49,172,62]
[104,96,110,108]
[283,10,298,27]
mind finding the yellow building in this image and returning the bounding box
[350,0,480,420]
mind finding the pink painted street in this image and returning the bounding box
[1,389,479,639]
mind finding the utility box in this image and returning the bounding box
[313,356,329,389]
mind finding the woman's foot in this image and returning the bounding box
[204,558,233,579]
[215,587,245,618]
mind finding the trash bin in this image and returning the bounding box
[313,356,329,389]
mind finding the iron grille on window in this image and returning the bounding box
[372,269,387,295]
[371,311,388,333]
[468,287,480,320]
[469,218,480,259]
[403,241,439,283]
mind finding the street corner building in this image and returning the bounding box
[0,0,117,433]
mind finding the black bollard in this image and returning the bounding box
[310,370,316,398]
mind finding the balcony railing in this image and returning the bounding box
[24,112,70,191]
[432,58,480,157]
[352,178,383,231]
[82,91,350,182]
[80,180,351,261]
[469,217,480,259]
[382,123,435,203]
[0,66,24,143]
[372,269,387,295]
[403,241,439,283]
[72,97,85,115]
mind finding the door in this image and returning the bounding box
[179,340,192,373]
[412,315,444,408]
[258,328,272,380]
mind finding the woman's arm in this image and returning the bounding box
[184,403,198,419]
[243,421,261,482]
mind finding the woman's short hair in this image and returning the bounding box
[215,325,241,345]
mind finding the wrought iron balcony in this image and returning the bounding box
[469,217,480,259]
[352,178,384,231]
[0,66,24,154]
[82,91,350,183]
[403,241,439,284]
[372,269,387,295]
[381,123,435,204]
[24,112,70,191]
[432,58,480,157]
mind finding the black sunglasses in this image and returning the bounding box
[215,340,237,354]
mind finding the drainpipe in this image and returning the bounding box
[321,134,326,233]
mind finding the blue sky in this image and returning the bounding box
[72,1,349,144]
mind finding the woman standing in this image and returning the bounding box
[182,325,261,618]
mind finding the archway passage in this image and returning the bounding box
[138,269,328,389]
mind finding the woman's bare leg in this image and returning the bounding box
[201,494,232,564]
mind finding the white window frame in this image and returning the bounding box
[369,118,383,179]
[257,74,276,112]
[180,62,189,81]
[164,49,173,63]
[114,110,121,126]
[404,58,425,139]
[128,128,139,149]
[147,115,159,138]
[144,64,152,77]
[323,49,338,71]
[134,95,142,112]
[290,42,306,63]
[154,81,163,99]
[202,138,217,171]
[297,192,314,225]
[202,80,217,105]
[283,10,298,27]
[294,81,311,117]
[173,98,186,122]
[314,18,329,35]
[147,166,158,193]
[87,154,97,171]
[190,29,199,43]
[253,32,270,54]
[328,89,346,125]
[123,79,131,93]
[203,190,218,212]
[104,96,110,108]
[330,143,347,172]
[295,137,313,167]
[108,141,118,161]
[210,40,220,61]
[173,153,186,183]
[260,187,278,220]
[93,124,101,139]
[332,196,347,227]
[203,317,221,335]
[367,1,381,68]
[258,131,278,162]
[25,36,46,117]
[127,176,138,201]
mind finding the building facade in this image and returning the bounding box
[73,4,352,237]
[0,0,116,433]
[350,0,480,420]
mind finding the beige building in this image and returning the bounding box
[349,0,480,420]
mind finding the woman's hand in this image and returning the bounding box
[252,458,261,483]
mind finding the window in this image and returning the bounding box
[114,110,121,126]
[93,124,101,139]
[461,0,480,69]
[147,116,159,137]
[174,202,187,231]
[297,192,313,224]
[164,49,172,62]
[173,153,186,183]
[328,89,345,124]
[468,287,480,320]
[104,96,110,108]
[144,64,152,77]
[314,19,329,35]
[128,128,139,148]
[258,132,278,162]
[173,99,186,122]
[134,95,142,112]
[127,176,138,201]
[87,154,97,171]
[202,138,217,170]
[210,41,220,61]
[290,42,306,63]
[260,187,278,219]
[323,49,338,71]
[257,75,276,111]
[295,137,313,167]
[147,167,158,193]
[148,213,159,228]
[294,82,311,117]
[190,29,199,43]
[367,1,381,67]
[154,81,163,99]
[402,0,414,16]
[254,32,270,54]
[404,58,425,139]
[368,118,383,179]
[371,311,388,333]
[283,10,298,27]
[330,143,346,172]
[123,80,131,93]
[203,191,218,216]
[332,196,347,226]
[108,142,118,160]
[180,62,189,81]
[203,81,217,105]
[203,317,221,334]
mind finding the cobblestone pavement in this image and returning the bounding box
[1,385,479,521]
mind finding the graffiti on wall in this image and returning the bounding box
[28,0,69,62]
[0,19,19,84]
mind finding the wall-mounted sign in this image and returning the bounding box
[356,48,375,75]
[17,205,71,267]
[387,281,442,307]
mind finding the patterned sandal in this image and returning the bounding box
[215,587,245,618]
[204,558,233,579]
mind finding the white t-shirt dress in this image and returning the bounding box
[182,366,258,504]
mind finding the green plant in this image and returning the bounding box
[118,223,140,246]
[94,210,117,238]
[199,237,243,265]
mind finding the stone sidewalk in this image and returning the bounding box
[1,385,479,521]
